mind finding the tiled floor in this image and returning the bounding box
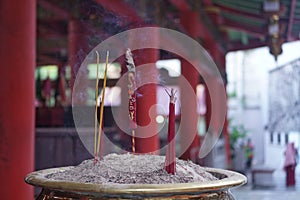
[233,189,300,200]
[231,158,300,199]
[227,133,300,200]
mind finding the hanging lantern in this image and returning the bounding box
[268,35,283,61]
[268,15,279,37]
[267,14,283,61]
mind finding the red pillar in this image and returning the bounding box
[134,48,160,153]
[205,40,231,168]
[180,59,200,161]
[219,52,231,168]
[0,0,36,199]
[179,11,200,161]
[68,20,89,101]
[180,11,199,38]
[205,83,212,137]
[128,29,160,153]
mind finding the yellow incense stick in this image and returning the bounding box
[132,130,135,153]
[94,51,100,162]
[97,51,109,158]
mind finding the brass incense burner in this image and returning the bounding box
[25,167,246,200]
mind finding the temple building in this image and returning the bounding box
[1,0,300,199]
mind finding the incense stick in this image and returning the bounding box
[165,88,177,174]
[94,51,100,164]
[132,130,136,153]
[126,48,137,153]
[97,51,109,159]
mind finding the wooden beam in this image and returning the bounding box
[222,18,266,38]
[93,0,143,25]
[214,0,286,18]
[38,0,71,19]
[227,39,267,52]
[38,54,61,65]
[37,32,66,39]
[37,25,66,39]
[37,19,68,38]
[287,0,296,41]
[38,47,65,54]
[168,0,190,11]
[211,4,265,23]
[170,0,212,40]
[37,19,67,30]
[293,18,300,24]
[169,0,224,52]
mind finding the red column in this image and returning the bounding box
[180,59,200,161]
[179,11,200,161]
[205,83,212,137]
[180,11,199,38]
[0,0,36,199]
[219,52,231,168]
[134,48,160,153]
[68,20,89,99]
[128,28,160,153]
[205,40,231,168]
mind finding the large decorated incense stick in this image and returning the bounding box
[94,51,100,164]
[126,48,137,153]
[165,88,177,174]
[96,51,109,161]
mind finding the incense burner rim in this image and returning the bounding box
[25,166,247,196]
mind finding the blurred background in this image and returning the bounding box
[1,0,300,199]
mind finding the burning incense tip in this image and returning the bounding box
[165,88,177,104]
[95,51,99,59]
[126,48,135,73]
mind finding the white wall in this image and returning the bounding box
[226,41,300,166]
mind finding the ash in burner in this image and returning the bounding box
[47,154,218,184]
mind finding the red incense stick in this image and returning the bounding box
[165,88,177,174]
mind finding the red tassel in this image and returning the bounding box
[128,91,137,129]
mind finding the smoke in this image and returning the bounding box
[72,27,226,159]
